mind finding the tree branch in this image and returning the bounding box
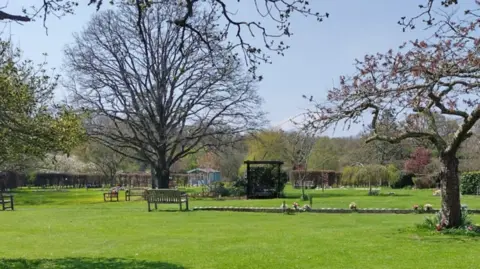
[0,10,30,22]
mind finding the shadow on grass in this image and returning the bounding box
[0,257,186,269]
[377,193,412,197]
[285,192,350,198]
[399,226,480,243]
[148,209,191,212]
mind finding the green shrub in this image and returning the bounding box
[390,172,414,189]
[230,178,247,196]
[418,208,472,230]
[368,189,379,196]
[460,172,480,195]
[413,176,435,189]
[299,193,309,201]
[210,182,231,197]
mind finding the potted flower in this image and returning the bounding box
[293,202,300,211]
[302,204,312,212]
[424,204,433,211]
[349,202,357,210]
[413,204,419,211]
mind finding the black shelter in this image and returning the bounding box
[244,160,285,199]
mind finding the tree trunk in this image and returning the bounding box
[439,153,462,228]
[154,158,170,189]
[150,166,157,189]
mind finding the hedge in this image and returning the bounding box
[461,171,480,195]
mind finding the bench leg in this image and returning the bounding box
[154,202,158,210]
[10,197,13,211]
[148,201,151,212]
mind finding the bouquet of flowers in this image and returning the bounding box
[424,204,433,211]
[302,204,312,212]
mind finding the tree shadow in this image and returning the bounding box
[377,193,412,197]
[284,192,352,198]
[0,257,186,269]
[148,209,191,212]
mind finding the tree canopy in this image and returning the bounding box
[0,1,464,80]
[0,40,85,170]
[307,8,480,227]
[65,2,264,188]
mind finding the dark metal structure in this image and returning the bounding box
[244,160,284,199]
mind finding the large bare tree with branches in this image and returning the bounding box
[306,8,480,228]
[64,2,264,188]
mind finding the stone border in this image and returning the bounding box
[192,206,480,214]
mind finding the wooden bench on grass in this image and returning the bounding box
[125,188,147,201]
[103,191,119,202]
[0,193,14,211]
[146,189,189,212]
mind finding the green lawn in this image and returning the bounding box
[11,186,480,209]
[1,188,480,268]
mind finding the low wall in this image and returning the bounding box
[192,206,480,214]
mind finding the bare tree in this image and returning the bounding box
[285,119,317,200]
[78,140,131,186]
[4,1,469,80]
[65,3,264,189]
[3,0,326,79]
[306,12,480,228]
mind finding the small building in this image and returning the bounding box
[187,168,221,186]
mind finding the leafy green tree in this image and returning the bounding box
[239,130,288,175]
[244,130,287,162]
[0,40,84,169]
[308,137,340,171]
[386,164,401,187]
[74,140,139,185]
[341,166,359,186]
[343,164,389,188]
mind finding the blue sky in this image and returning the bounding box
[4,1,476,136]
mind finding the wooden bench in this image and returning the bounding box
[0,193,14,211]
[103,191,119,202]
[125,188,147,201]
[145,189,189,211]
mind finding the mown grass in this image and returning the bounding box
[1,188,480,268]
[10,186,480,209]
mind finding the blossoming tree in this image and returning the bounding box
[307,13,480,228]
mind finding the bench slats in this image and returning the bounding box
[146,189,189,211]
[125,189,147,201]
[0,193,14,211]
[103,192,119,202]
